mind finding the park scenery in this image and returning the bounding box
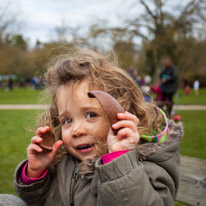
[0,0,206,206]
[1,90,206,205]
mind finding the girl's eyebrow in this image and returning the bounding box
[79,106,100,112]
[59,111,71,119]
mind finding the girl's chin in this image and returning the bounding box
[78,153,96,162]
[70,150,97,162]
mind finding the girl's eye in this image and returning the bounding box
[86,112,97,119]
[63,118,72,125]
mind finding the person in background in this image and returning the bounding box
[193,80,200,96]
[182,78,190,96]
[159,55,178,116]
[185,85,190,96]
[150,84,162,101]
[8,75,13,90]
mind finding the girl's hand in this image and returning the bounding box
[27,126,63,178]
[107,112,140,153]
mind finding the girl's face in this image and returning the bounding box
[56,80,110,161]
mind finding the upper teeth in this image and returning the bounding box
[77,144,93,149]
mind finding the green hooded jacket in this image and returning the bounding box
[14,120,183,206]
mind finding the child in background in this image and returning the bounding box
[193,80,200,96]
[14,49,183,206]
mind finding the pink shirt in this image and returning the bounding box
[21,162,48,185]
[21,150,129,185]
[101,150,129,164]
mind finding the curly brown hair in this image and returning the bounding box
[38,49,162,166]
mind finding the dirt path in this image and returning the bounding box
[0,104,206,110]
[0,104,48,110]
[174,105,206,110]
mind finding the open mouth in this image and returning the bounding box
[76,144,94,153]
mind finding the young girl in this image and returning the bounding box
[14,49,183,206]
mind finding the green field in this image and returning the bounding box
[0,88,45,104]
[0,109,205,196]
[0,88,206,105]
[0,110,39,194]
[176,89,206,105]
[178,111,206,159]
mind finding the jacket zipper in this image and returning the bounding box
[71,165,79,206]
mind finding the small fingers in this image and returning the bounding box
[27,143,43,153]
[117,128,140,144]
[31,136,43,144]
[36,126,50,136]
[51,140,63,156]
[112,120,137,132]
[117,112,139,125]
[117,127,133,140]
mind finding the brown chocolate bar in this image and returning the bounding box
[88,90,124,134]
[39,131,54,151]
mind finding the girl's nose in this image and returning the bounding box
[72,122,87,138]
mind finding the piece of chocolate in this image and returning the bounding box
[39,131,54,151]
[88,90,124,134]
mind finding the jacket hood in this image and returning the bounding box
[77,119,183,179]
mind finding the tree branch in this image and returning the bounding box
[140,0,156,20]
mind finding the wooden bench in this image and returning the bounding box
[176,155,206,206]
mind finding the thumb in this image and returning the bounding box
[51,140,63,157]
[107,127,115,141]
[108,127,114,136]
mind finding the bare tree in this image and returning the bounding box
[0,1,18,42]
[124,0,206,81]
[54,20,82,45]
[85,0,206,84]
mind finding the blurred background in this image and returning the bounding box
[0,0,205,204]
[0,0,206,86]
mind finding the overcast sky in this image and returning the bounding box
[5,0,189,46]
[6,0,131,46]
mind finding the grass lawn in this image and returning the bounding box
[0,88,206,105]
[178,110,206,159]
[0,88,45,104]
[176,88,206,105]
[0,110,205,201]
[0,110,40,195]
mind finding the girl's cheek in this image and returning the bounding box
[61,129,71,144]
[93,120,110,139]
